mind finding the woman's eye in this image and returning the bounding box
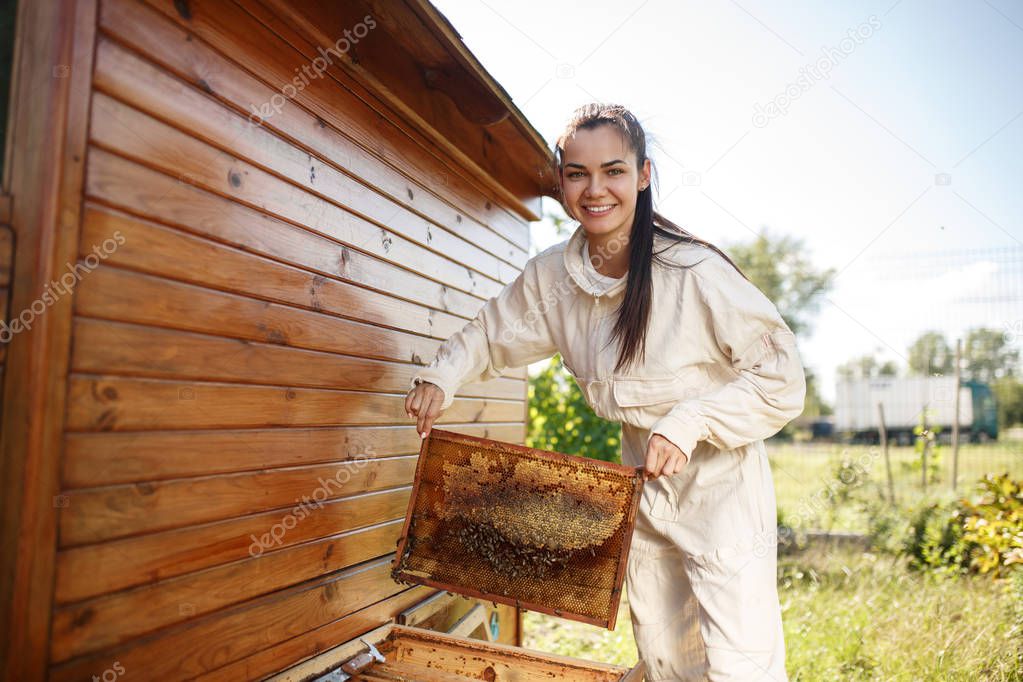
[567,168,624,178]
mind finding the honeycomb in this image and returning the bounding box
[391,429,645,628]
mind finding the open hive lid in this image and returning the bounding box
[391,428,645,629]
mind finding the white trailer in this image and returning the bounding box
[834,377,974,443]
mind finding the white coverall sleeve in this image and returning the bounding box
[410,256,558,411]
[646,254,807,457]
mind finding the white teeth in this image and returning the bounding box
[585,205,614,214]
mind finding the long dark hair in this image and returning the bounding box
[554,102,749,374]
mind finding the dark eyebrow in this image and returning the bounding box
[564,159,627,169]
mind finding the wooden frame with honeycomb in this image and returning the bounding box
[391,428,645,629]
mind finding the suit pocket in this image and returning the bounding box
[612,365,709,408]
[646,476,681,522]
[610,366,711,431]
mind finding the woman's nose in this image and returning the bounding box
[585,176,605,197]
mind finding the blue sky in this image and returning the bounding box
[432,0,1023,401]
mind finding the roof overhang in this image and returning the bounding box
[261,0,557,221]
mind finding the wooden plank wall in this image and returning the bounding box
[0,194,10,416]
[50,0,534,678]
[0,0,99,676]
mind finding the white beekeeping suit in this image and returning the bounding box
[412,224,806,681]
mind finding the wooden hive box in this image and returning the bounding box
[269,623,646,681]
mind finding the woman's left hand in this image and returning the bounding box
[644,433,689,479]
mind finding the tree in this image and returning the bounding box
[802,367,833,417]
[723,228,834,424]
[908,331,954,376]
[963,327,1020,383]
[836,352,898,380]
[723,229,835,337]
[527,354,622,463]
[963,327,1022,429]
[992,377,1023,429]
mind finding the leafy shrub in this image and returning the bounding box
[905,500,970,577]
[958,473,1023,576]
[901,408,942,483]
[863,498,910,554]
[904,473,1023,579]
[527,354,621,463]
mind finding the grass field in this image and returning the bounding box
[768,438,1023,533]
[778,546,1022,680]
[523,546,1023,679]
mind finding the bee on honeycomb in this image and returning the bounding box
[435,450,627,579]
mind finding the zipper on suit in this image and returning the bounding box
[593,293,602,379]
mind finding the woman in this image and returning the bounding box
[405,103,806,681]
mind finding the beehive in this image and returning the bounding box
[347,624,645,681]
[391,429,645,629]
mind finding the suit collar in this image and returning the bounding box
[563,224,629,298]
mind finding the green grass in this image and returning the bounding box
[769,439,1023,533]
[522,593,640,668]
[780,546,1022,681]
[522,547,1023,679]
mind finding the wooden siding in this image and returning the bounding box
[4,0,542,678]
[0,0,99,677]
[0,195,10,419]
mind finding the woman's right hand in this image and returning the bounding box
[405,380,446,439]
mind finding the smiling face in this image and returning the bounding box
[559,124,651,242]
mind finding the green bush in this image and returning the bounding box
[901,408,942,483]
[905,501,971,577]
[904,473,1023,579]
[863,499,909,555]
[959,473,1023,576]
[527,354,621,463]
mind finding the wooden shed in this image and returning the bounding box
[0,0,561,678]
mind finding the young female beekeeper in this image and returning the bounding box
[405,102,806,681]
